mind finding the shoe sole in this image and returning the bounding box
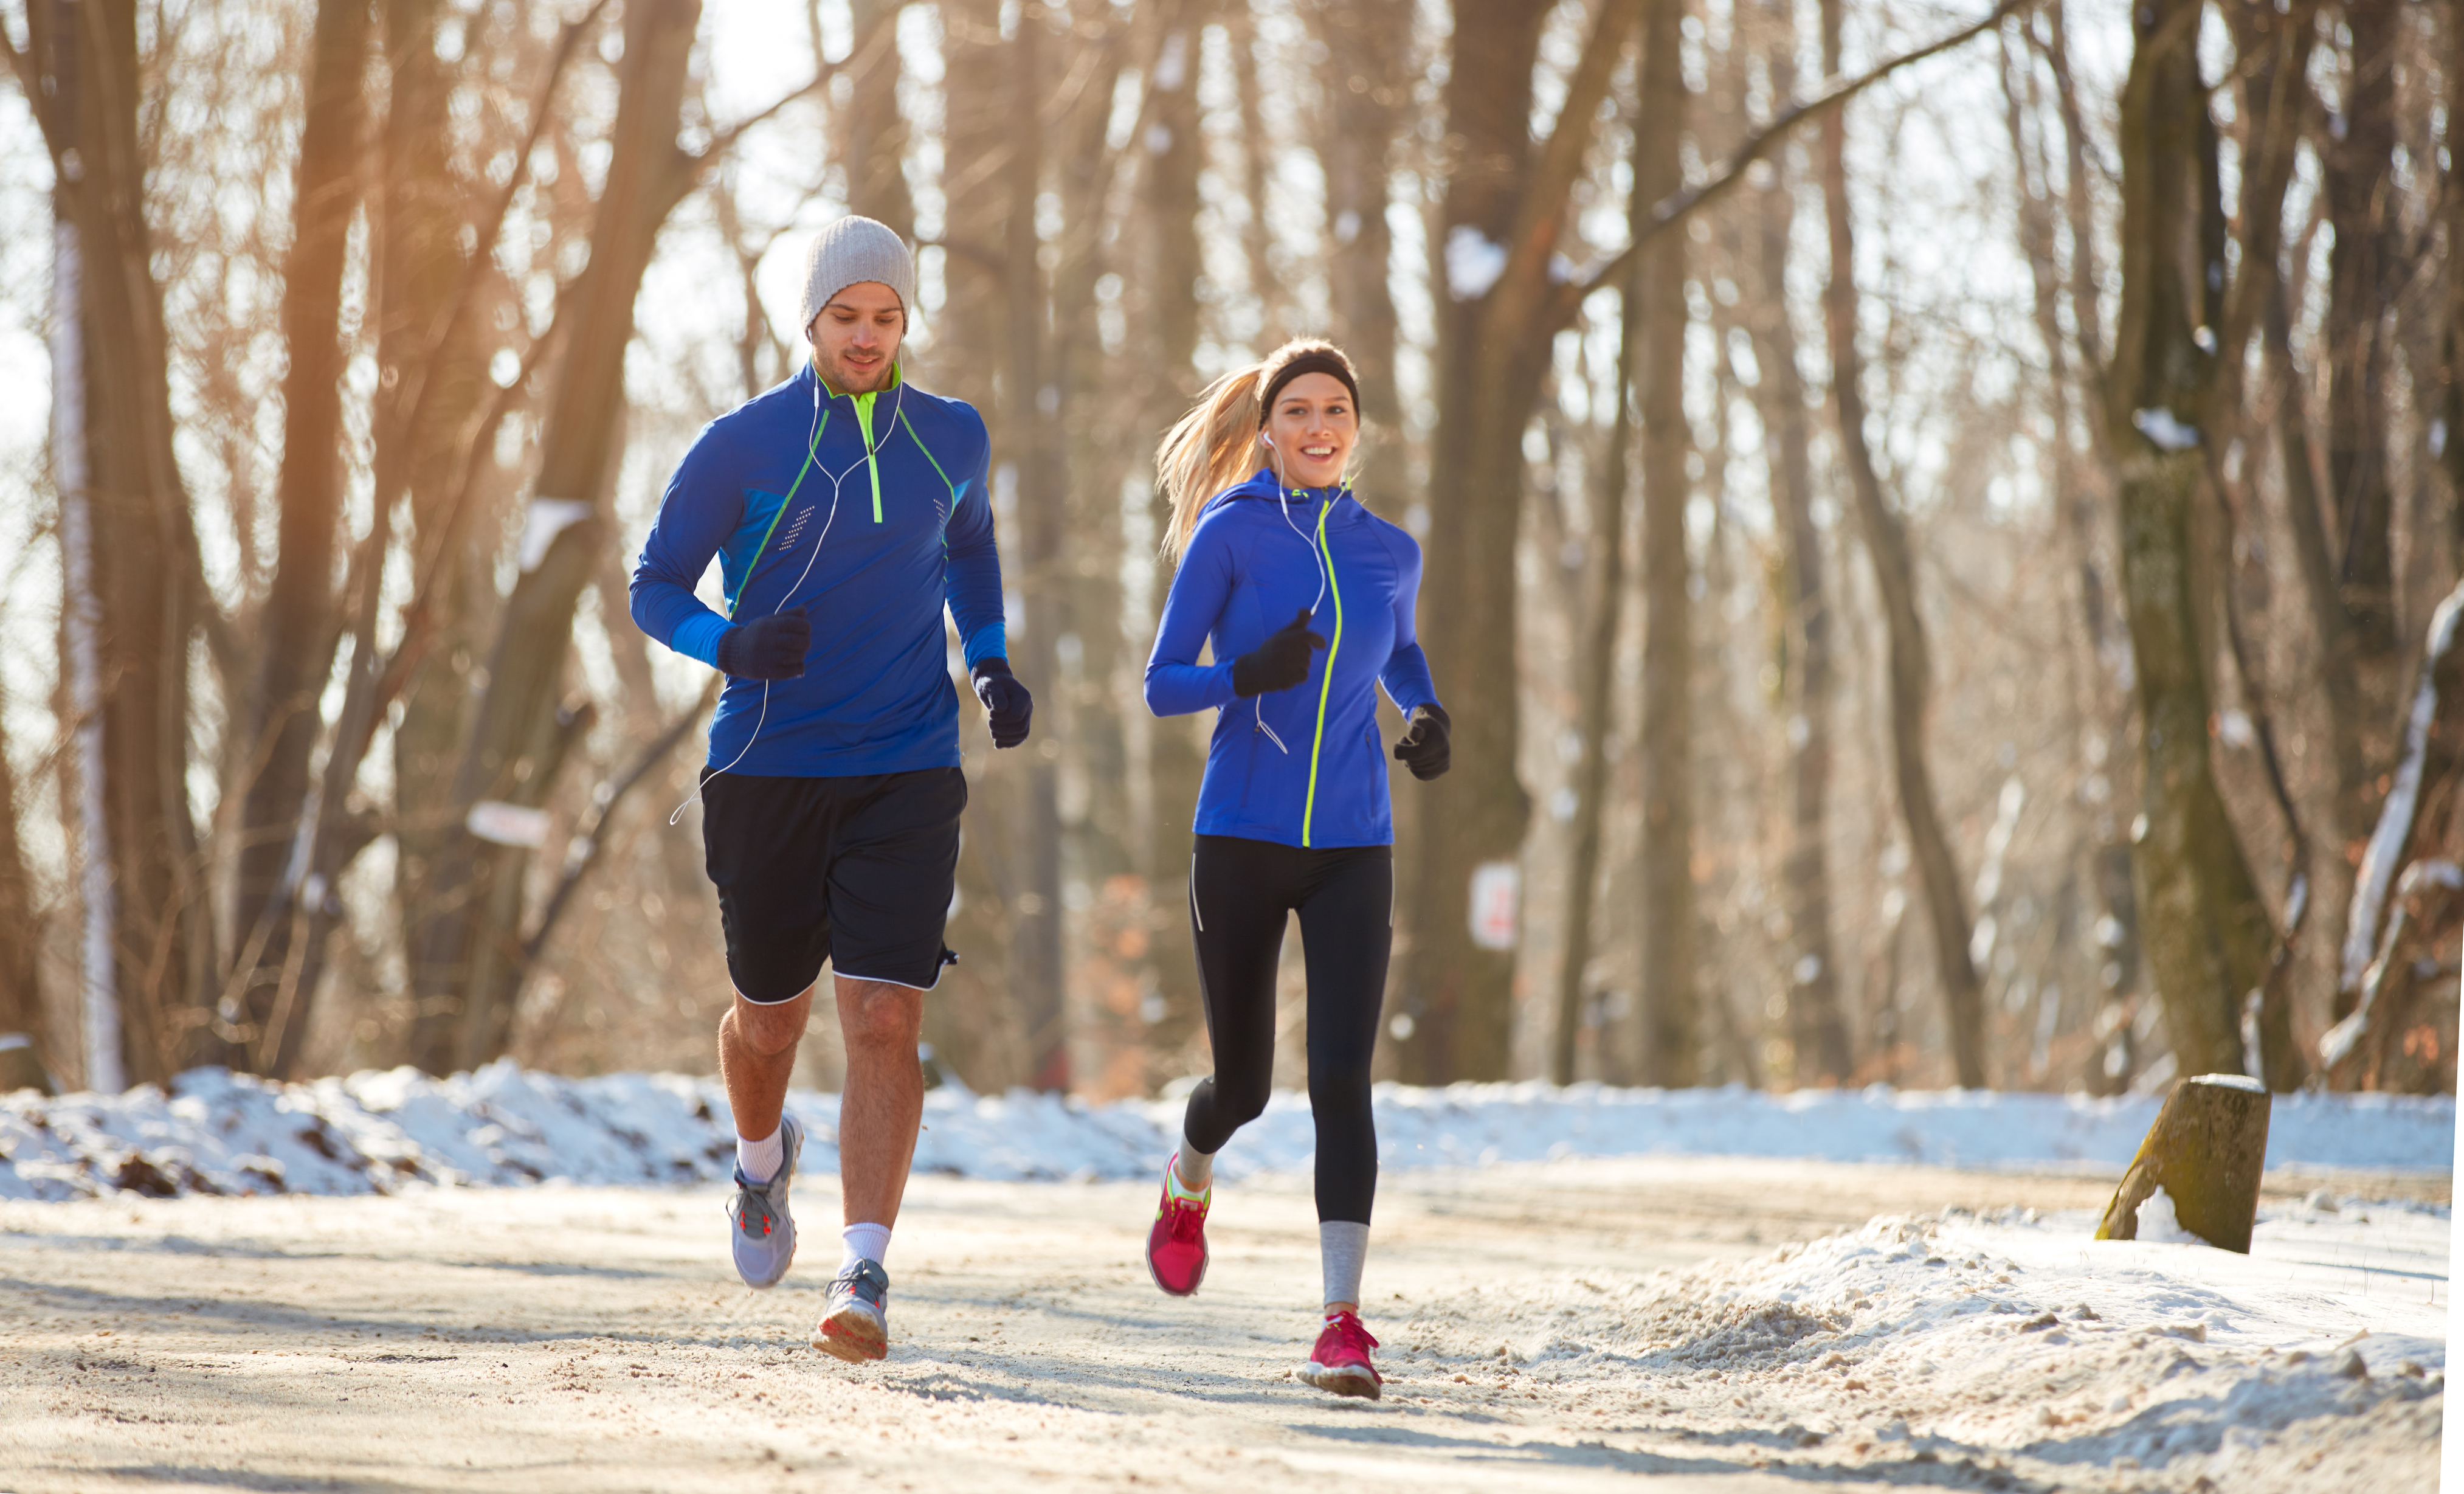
[733,1231,796,1291]
[1144,1242,1207,1298]
[813,1304,888,1363]
[1300,1362,1381,1400]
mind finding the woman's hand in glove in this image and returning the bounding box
[716,606,811,680]
[971,657,1034,748]
[1393,702,1451,780]
[1230,608,1326,697]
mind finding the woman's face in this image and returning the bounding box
[1261,372,1358,490]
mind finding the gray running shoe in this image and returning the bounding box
[725,1113,802,1289]
[813,1258,891,1362]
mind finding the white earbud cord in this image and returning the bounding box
[1253,430,1342,756]
[670,374,907,825]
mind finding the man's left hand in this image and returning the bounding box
[971,658,1034,749]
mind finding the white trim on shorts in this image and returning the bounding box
[832,968,943,994]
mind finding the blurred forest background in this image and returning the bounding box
[1,0,2460,1101]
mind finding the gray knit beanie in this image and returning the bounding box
[798,215,916,340]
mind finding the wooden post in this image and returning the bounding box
[2095,1074,2271,1251]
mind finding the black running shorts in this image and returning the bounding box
[699,767,966,1002]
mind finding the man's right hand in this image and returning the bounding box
[717,606,812,680]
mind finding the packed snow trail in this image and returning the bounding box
[0,1062,2449,1200]
[0,1157,2442,1492]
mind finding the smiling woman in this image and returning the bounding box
[1137,337,1451,1402]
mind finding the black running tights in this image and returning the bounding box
[1180,834,1392,1225]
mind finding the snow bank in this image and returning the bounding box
[1403,1199,2446,1490]
[0,1063,2450,1202]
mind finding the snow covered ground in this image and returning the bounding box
[1412,1193,2447,1490]
[0,1061,2450,1202]
[0,1063,2448,1489]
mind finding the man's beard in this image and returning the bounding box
[824,348,897,393]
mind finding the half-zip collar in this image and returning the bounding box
[810,359,904,523]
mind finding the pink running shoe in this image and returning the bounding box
[1144,1154,1210,1296]
[1300,1311,1381,1400]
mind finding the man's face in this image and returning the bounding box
[809,280,906,393]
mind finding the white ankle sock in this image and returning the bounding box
[736,1127,784,1184]
[1173,1139,1215,1194]
[841,1222,891,1270]
[1320,1221,1369,1310]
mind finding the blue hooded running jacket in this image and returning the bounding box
[629,362,1006,777]
[1144,469,1441,849]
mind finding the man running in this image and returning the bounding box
[629,215,1031,1363]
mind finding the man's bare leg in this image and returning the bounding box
[718,986,810,1146]
[717,987,810,1290]
[835,974,925,1229]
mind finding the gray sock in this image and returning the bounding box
[1321,1220,1370,1309]
[1175,1135,1215,1191]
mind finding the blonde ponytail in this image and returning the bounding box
[1154,337,1362,561]
[1155,365,1266,561]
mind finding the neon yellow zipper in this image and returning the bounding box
[1301,499,1344,848]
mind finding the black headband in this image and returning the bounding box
[1257,352,1361,426]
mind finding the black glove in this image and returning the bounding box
[971,657,1033,748]
[716,606,810,680]
[1393,702,1451,780]
[1230,608,1327,697]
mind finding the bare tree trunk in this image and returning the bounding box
[2200,0,2322,1090]
[1751,37,1848,1086]
[405,0,704,1076]
[2105,0,2277,1082]
[2012,9,2145,1093]
[2445,0,2464,571]
[1399,0,1639,1084]
[1308,0,1407,426]
[1397,0,1547,1084]
[1632,0,1696,1088]
[1004,2,1068,1092]
[925,0,1020,1091]
[1550,263,1639,1086]
[1817,0,1984,1087]
[843,0,913,238]
[50,179,116,1093]
[384,0,500,1074]
[30,0,216,1087]
[1041,15,1134,1089]
[2322,0,2403,806]
[0,672,47,1076]
[1134,4,1213,1090]
[229,0,371,1070]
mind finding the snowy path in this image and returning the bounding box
[0,1158,2442,1492]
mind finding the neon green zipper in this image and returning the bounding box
[1301,499,1344,848]
[851,390,883,522]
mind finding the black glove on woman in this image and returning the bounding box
[716,606,811,680]
[1393,702,1451,780]
[971,657,1034,748]
[1230,608,1326,697]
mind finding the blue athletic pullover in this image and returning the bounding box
[1145,470,1440,849]
[629,362,1006,777]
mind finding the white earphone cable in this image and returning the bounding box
[1254,428,1339,755]
[671,372,907,825]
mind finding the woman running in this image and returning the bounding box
[1139,339,1449,1400]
